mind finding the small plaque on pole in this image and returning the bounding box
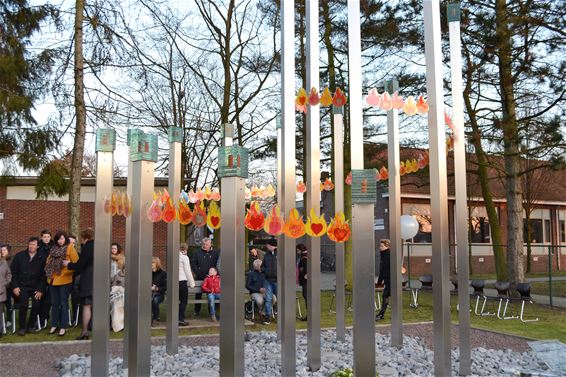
[384,79,399,95]
[130,132,158,162]
[333,106,343,115]
[95,129,116,152]
[351,169,377,204]
[447,2,461,22]
[218,145,248,178]
[168,126,183,143]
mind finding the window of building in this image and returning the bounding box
[402,203,432,243]
[524,219,544,243]
[469,206,491,243]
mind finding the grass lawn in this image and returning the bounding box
[469,271,566,280]
[1,290,564,344]
[529,281,566,298]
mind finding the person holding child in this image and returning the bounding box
[201,267,220,322]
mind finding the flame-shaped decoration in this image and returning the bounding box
[177,199,193,225]
[116,191,124,217]
[366,88,381,107]
[417,152,429,169]
[122,193,132,218]
[192,201,207,228]
[296,181,307,194]
[180,190,189,204]
[400,161,407,176]
[327,211,351,243]
[332,88,347,107]
[251,185,261,199]
[162,189,171,204]
[381,92,393,111]
[245,187,251,201]
[111,191,119,216]
[162,197,177,223]
[446,135,455,151]
[392,92,404,110]
[308,87,320,106]
[265,184,276,197]
[188,189,199,204]
[211,189,221,202]
[416,95,429,114]
[259,185,269,199]
[103,195,112,215]
[319,87,333,107]
[203,186,213,201]
[283,208,306,239]
[264,205,285,236]
[206,201,221,230]
[295,87,308,113]
[305,208,328,238]
[445,111,455,132]
[244,201,265,231]
[410,159,419,174]
[323,178,335,191]
[402,96,418,116]
[345,172,352,185]
[379,166,389,181]
[147,193,163,223]
[196,189,205,202]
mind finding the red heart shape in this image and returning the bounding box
[311,223,323,235]
[211,216,220,227]
[334,228,347,242]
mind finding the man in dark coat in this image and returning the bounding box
[191,237,219,316]
[261,238,277,324]
[37,229,53,327]
[10,237,47,335]
[375,239,391,321]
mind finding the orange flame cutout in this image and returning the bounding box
[416,95,429,114]
[332,88,347,107]
[295,88,308,113]
[103,195,112,215]
[381,92,393,110]
[264,205,284,236]
[392,92,404,110]
[305,208,327,238]
[203,186,213,201]
[211,189,221,202]
[244,201,265,231]
[323,178,335,191]
[296,181,307,194]
[320,87,333,107]
[147,192,163,223]
[417,153,429,169]
[283,208,305,239]
[445,111,455,131]
[379,166,389,181]
[327,211,351,243]
[177,199,193,225]
[308,87,320,106]
[400,161,406,176]
[188,189,199,204]
[111,191,119,216]
[206,201,221,230]
[265,184,276,197]
[195,189,204,202]
[116,191,124,216]
[161,189,171,204]
[259,185,269,199]
[403,96,418,116]
[250,185,261,199]
[122,193,132,218]
[446,135,455,151]
[162,197,177,223]
[192,201,207,228]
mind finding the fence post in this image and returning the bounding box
[548,245,553,307]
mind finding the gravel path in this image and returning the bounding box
[0,323,534,377]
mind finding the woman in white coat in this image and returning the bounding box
[178,243,195,326]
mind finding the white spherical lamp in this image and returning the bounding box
[400,215,419,240]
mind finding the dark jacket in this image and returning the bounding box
[10,250,47,292]
[298,255,307,286]
[262,249,277,282]
[246,270,265,294]
[38,241,53,259]
[377,248,391,287]
[67,240,94,298]
[152,269,167,293]
[191,248,220,280]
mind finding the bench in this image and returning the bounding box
[187,280,219,306]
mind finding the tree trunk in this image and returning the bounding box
[496,0,524,285]
[68,0,86,238]
[322,0,336,180]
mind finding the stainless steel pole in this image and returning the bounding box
[127,133,157,377]
[448,2,471,375]
[276,117,283,342]
[166,126,182,355]
[348,1,376,376]
[305,0,321,371]
[92,129,116,377]
[424,1,452,375]
[281,0,297,374]
[385,79,403,348]
[333,106,346,342]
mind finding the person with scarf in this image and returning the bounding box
[375,239,391,321]
[45,230,78,336]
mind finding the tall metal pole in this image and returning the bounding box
[424,1,452,375]
[305,0,321,371]
[385,79,403,348]
[448,3,471,375]
[348,1,376,376]
[92,129,116,377]
[281,0,297,374]
[126,133,157,377]
[333,106,345,342]
[219,124,247,376]
[166,126,182,354]
[276,116,283,341]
